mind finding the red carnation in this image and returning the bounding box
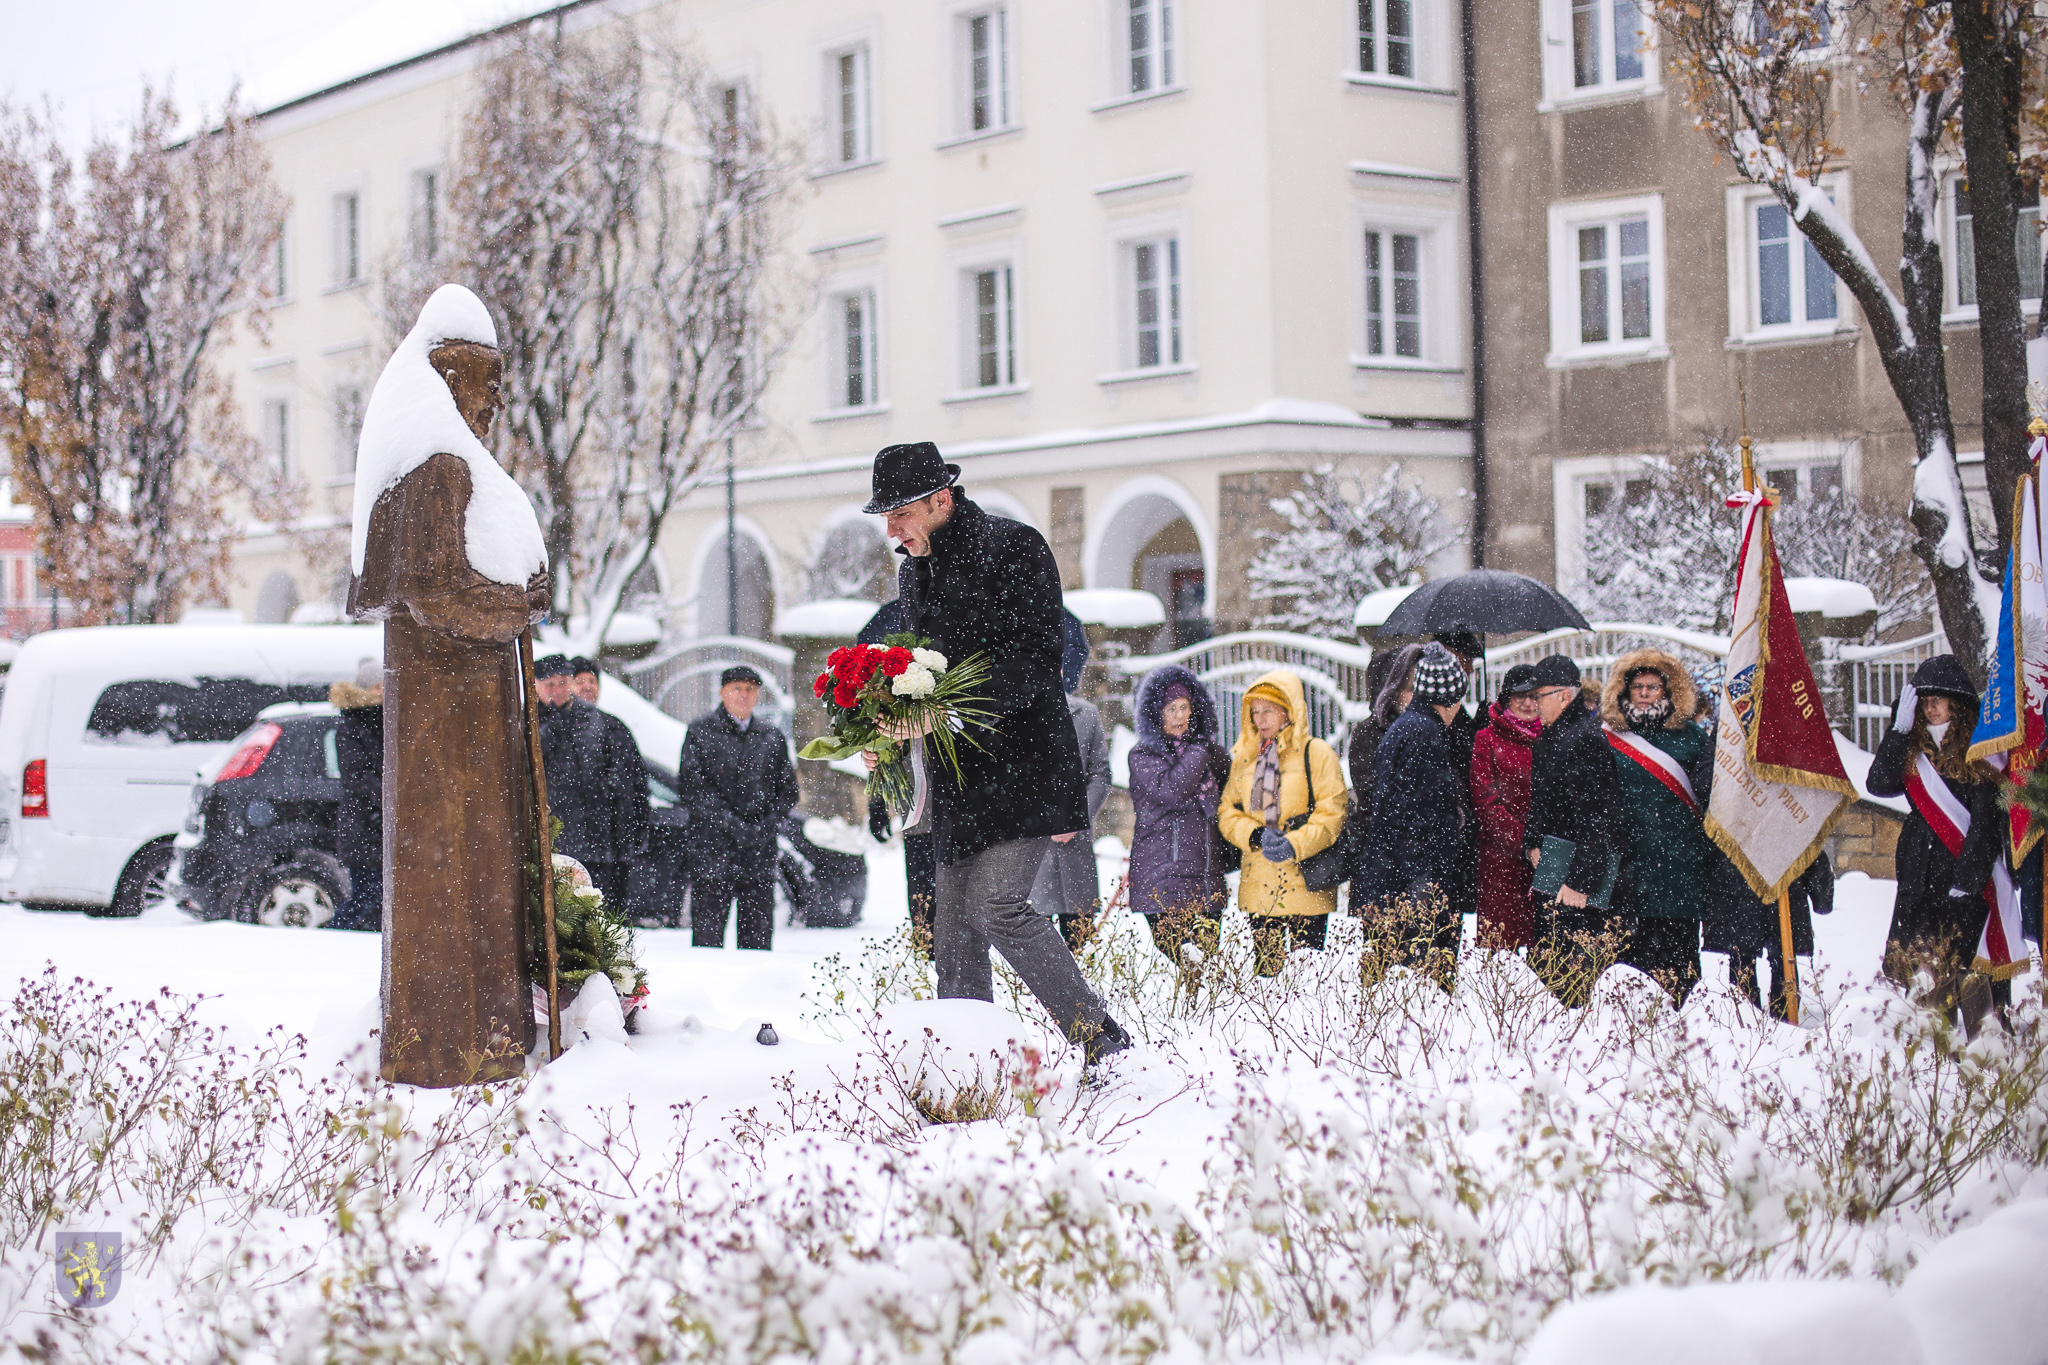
[847,646,882,686]
[833,679,861,708]
[827,646,852,671]
[814,671,831,698]
[880,647,914,678]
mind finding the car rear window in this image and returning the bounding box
[85,678,332,746]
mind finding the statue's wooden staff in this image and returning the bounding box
[518,627,562,1060]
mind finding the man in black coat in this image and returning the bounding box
[864,441,1128,1062]
[1356,643,1470,982]
[678,663,800,950]
[330,658,384,932]
[1434,632,1486,924]
[1522,654,1628,1004]
[535,653,652,919]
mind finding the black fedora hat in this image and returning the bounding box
[863,441,959,515]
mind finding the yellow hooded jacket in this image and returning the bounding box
[1218,669,1349,918]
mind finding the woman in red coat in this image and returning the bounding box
[1469,664,1544,948]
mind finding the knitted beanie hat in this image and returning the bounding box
[1411,643,1467,706]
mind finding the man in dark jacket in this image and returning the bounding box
[536,653,652,919]
[678,664,800,950]
[1356,643,1469,983]
[330,658,384,932]
[1523,654,1628,1004]
[1434,632,1486,925]
[864,441,1129,1062]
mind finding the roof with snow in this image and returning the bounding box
[1065,589,1166,629]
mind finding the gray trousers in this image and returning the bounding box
[935,835,1106,1038]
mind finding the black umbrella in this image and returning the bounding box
[1376,569,1592,637]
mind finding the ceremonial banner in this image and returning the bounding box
[1706,491,1855,900]
[1968,466,2047,859]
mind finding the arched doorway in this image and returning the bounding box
[807,516,896,603]
[697,529,776,640]
[1088,480,1213,650]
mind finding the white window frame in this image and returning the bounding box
[819,37,877,171]
[1546,193,1667,366]
[331,379,367,479]
[816,272,885,420]
[1111,0,1179,103]
[261,397,292,478]
[1942,169,2045,321]
[329,189,363,289]
[1538,0,1657,109]
[947,248,1026,400]
[1353,204,1458,370]
[408,167,443,259]
[1753,439,1857,504]
[270,226,291,303]
[948,4,1016,141]
[1352,0,1434,88]
[1724,176,1850,343]
[1552,454,1649,593]
[1103,218,1191,381]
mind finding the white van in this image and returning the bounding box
[0,625,382,915]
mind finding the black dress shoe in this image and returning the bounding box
[1083,1014,1132,1067]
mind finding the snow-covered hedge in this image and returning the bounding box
[5,913,2048,1363]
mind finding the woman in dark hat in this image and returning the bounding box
[1469,662,1544,948]
[1863,655,2008,1030]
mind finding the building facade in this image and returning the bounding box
[1468,0,2040,596]
[213,0,1479,652]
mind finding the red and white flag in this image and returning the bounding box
[1705,490,1855,899]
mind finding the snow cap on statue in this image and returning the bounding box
[348,284,543,588]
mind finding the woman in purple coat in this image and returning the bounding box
[1126,664,1233,963]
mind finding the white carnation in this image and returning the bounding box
[911,648,947,672]
[892,664,937,698]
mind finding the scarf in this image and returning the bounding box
[1620,698,1672,731]
[1489,700,1542,744]
[1249,736,1285,827]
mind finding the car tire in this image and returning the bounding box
[236,856,348,929]
[95,840,176,919]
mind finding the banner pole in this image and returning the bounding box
[1740,378,1800,1023]
[520,628,562,1061]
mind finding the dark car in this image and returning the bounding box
[172,705,865,930]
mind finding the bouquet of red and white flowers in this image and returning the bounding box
[798,633,993,815]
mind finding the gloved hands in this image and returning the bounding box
[1892,683,1919,734]
[1259,828,1293,863]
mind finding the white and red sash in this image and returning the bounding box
[1605,724,1699,812]
[1904,753,2027,978]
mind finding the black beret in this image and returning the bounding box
[1500,663,1540,696]
[569,656,599,677]
[534,654,575,679]
[1530,654,1582,690]
[721,664,763,687]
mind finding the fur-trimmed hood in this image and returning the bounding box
[1133,663,1218,748]
[1600,648,1697,731]
[329,680,383,711]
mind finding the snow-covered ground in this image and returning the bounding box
[4,851,2046,1363]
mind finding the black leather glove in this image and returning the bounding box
[1260,828,1293,863]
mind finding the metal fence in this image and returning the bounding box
[1840,631,1946,754]
[623,635,797,735]
[1115,631,1373,763]
[1480,624,1732,695]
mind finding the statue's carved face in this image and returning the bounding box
[429,341,504,441]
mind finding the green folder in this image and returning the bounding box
[1531,834,1621,910]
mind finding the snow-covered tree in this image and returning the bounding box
[1582,432,1934,638]
[1644,0,2004,668]
[0,92,294,623]
[383,27,805,654]
[1248,463,1461,638]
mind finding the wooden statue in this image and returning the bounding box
[347,285,550,1087]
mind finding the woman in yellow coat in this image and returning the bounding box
[1219,670,1349,974]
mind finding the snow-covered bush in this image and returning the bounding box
[1580,433,1935,638]
[1247,462,1462,639]
[8,922,2048,1364]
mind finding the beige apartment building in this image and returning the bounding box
[215,0,1479,649]
[1468,0,2042,594]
